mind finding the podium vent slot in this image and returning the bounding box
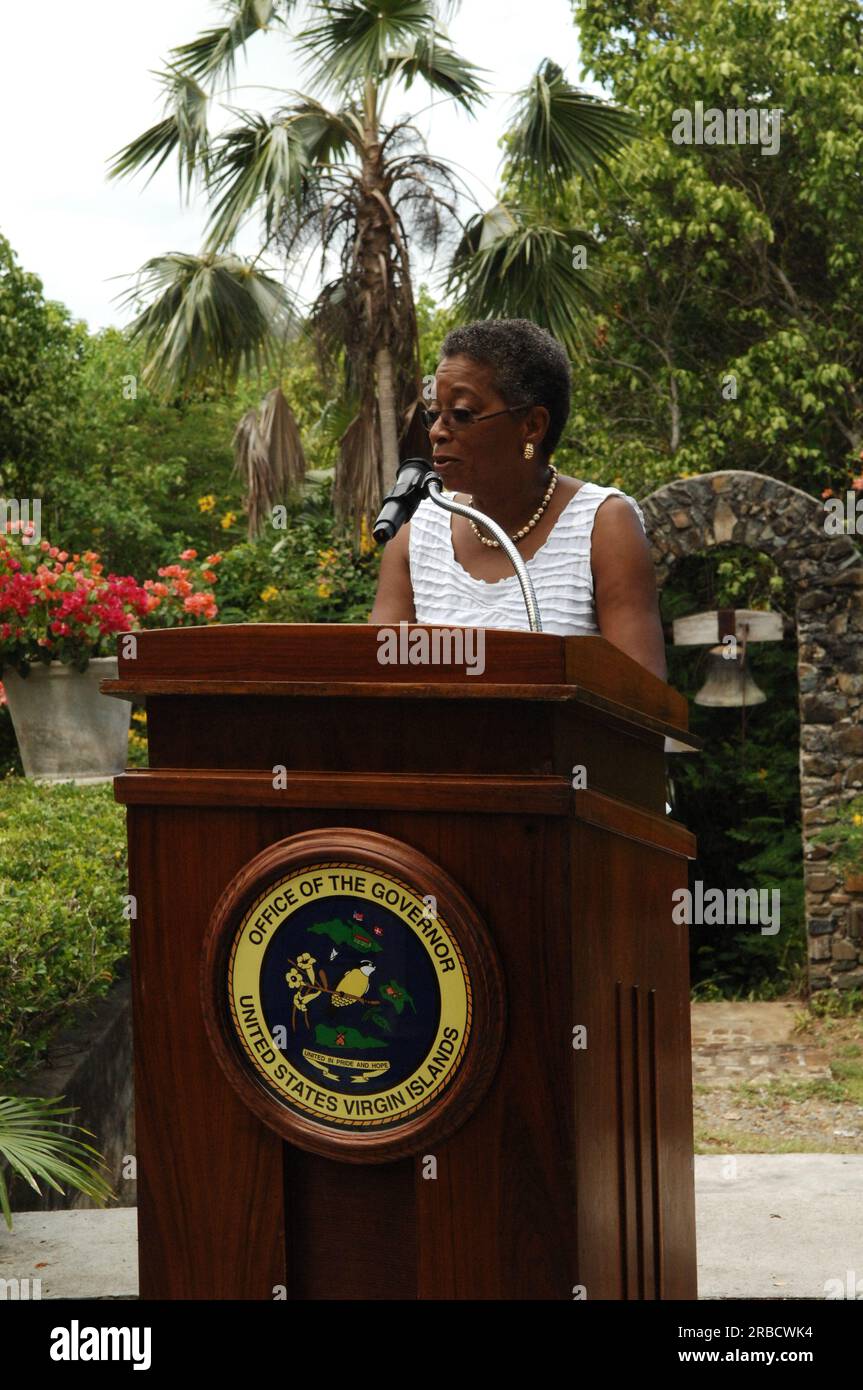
[614,981,663,1299]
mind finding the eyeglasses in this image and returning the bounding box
[420,404,532,432]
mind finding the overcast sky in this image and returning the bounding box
[0,0,595,331]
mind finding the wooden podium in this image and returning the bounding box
[104,623,699,1301]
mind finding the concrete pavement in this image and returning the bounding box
[2,1154,862,1299]
[696,1153,863,1299]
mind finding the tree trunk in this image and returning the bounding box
[375,344,400,493]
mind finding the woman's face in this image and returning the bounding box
[428,354,543,495]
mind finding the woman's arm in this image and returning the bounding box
[368,522,417,622]
[591,497,667,681]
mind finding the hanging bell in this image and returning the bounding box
[693,645,767,707]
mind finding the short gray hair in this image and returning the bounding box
[439,318,572,456]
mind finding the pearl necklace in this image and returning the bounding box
[468,466,559,547]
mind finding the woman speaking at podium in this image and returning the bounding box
[369,318,667,680]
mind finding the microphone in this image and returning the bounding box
[372,457,435,544]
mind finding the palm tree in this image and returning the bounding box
[110,0,481,524]
[109,3,635,527]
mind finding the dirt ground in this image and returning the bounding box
[691,1000,863,1154]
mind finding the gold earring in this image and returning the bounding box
[523,442,535,460]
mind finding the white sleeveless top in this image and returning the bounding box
[408,482,646,635]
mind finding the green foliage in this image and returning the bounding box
[215,480,381,624]
[39,327,240,577]
[416,284,460,380]
[808,988,863,1019]
[40,327,338,579]
[0,234,87,499]
[127,707,149,768]
[0,781,129,1084]
[660,542,794,619]
[559,0,863,495]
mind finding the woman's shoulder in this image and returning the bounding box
[566,479,646,533]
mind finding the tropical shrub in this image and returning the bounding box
[0,780,129,1084]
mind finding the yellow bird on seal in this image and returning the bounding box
[331,960,376,1007]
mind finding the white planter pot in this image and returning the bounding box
[2,657,130,783]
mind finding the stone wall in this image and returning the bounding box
[641,469,863,992]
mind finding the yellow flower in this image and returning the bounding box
[359,515,374,556]
[220,511,238,530]
[317,547,337,567]
[260,586,279,603]
[853,813,863,828]
[316,580,332,599]
[197,494,217,513]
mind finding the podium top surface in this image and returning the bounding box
[102,623,698,746]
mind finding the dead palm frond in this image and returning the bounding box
[233,386,307,537]
[334,401,381,531]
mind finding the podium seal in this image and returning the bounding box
[202,829,505,1162]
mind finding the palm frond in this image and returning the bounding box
[380,34,486,111]
[335,402,381,530]
[117,252,297,398]
[311,392,360,454]
[507,59,637,195]
[447,208,602,355]
[287,98,363,163]
[204,111,312,249]
[0,1096,113,1230]
[233,387,307,537]
[259,385,308,493]
[297,0,437,88]
[307,278,351,372]
[429,0,462,19]
[107,68,211,198]
[388,151,461,254]
[232,407,271,519]
[170,0,290,85]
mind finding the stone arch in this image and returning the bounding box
[641,469,863,993]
